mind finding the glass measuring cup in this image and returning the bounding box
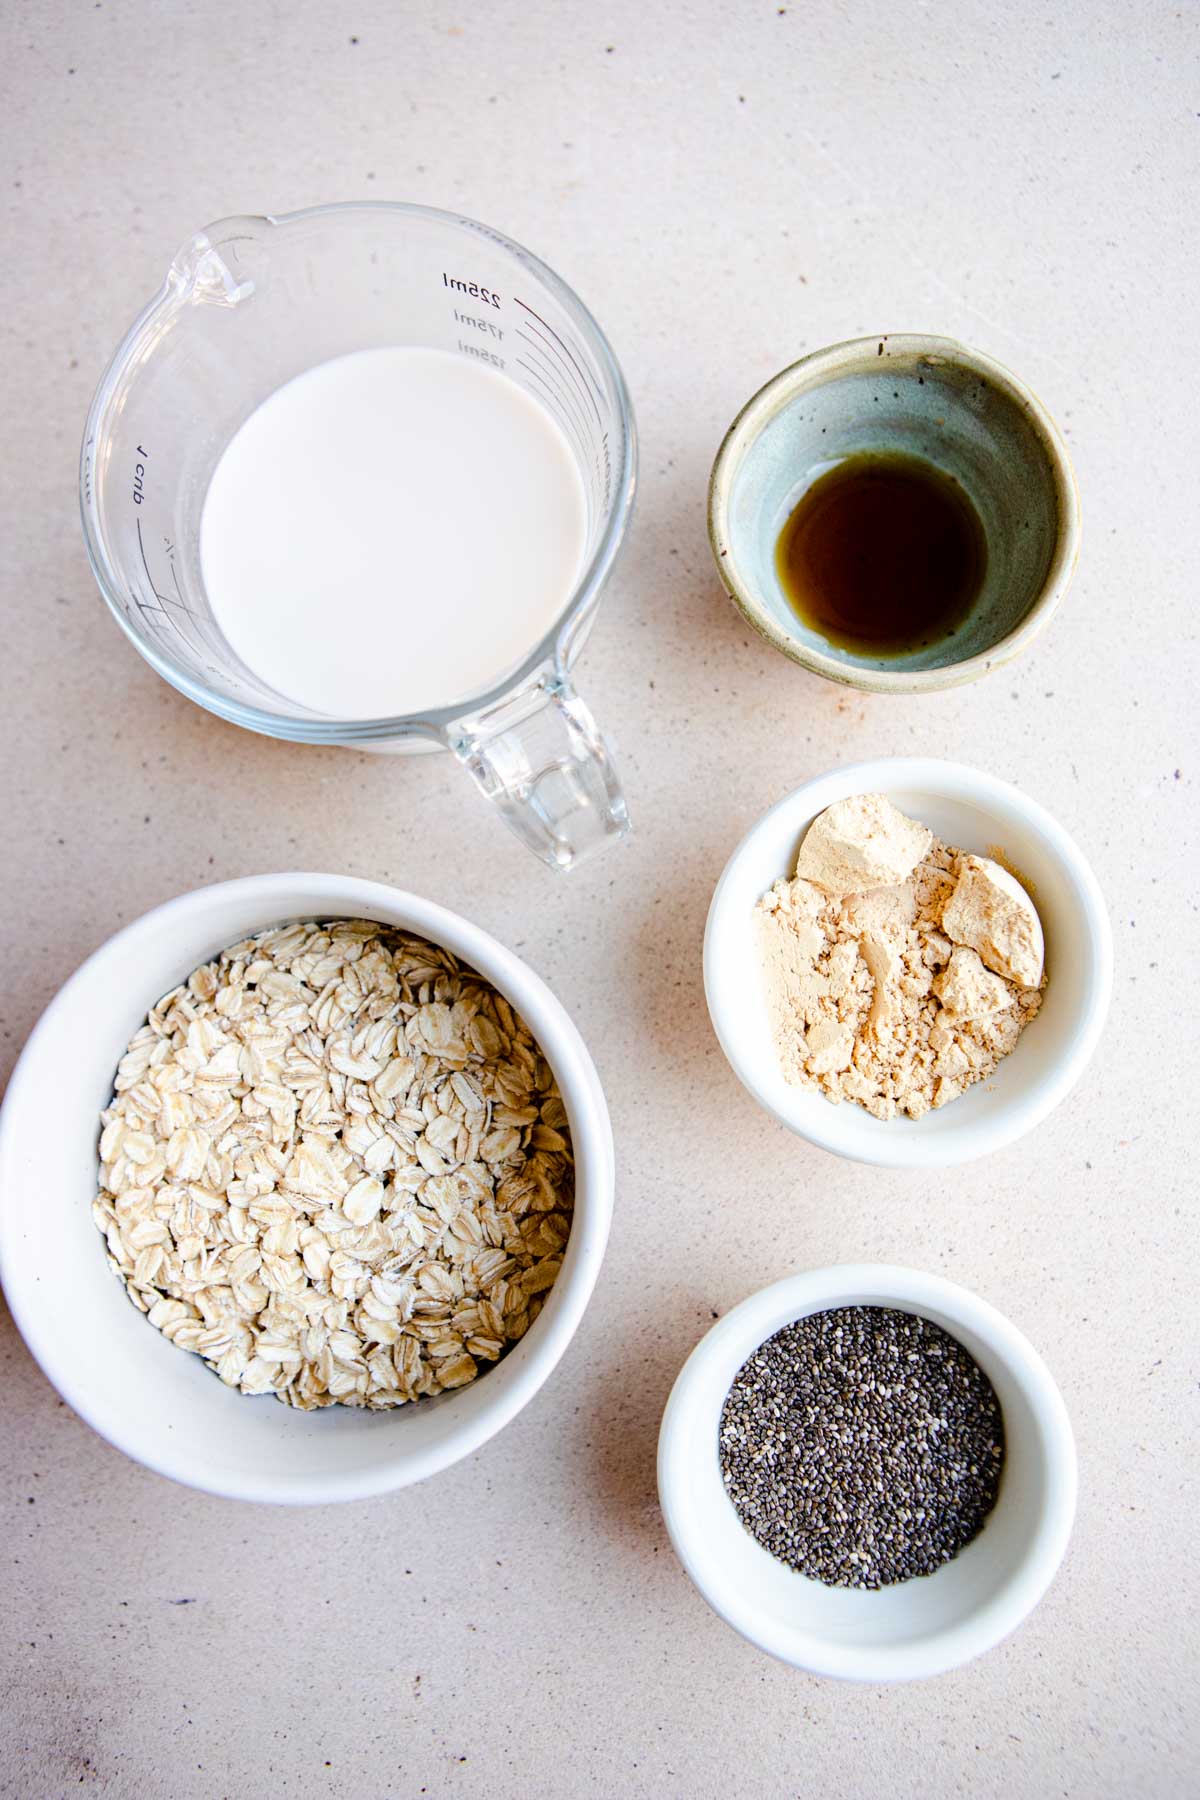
[80,202,636,871]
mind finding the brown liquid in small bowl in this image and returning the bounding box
[775,452,988,657]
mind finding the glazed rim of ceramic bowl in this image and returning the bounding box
[656,1264,1078,1682]
[707,333,1081,694]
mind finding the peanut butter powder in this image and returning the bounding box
[757,795,1045,1121]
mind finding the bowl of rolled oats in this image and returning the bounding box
[0,874,613,1502]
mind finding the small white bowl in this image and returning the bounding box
[704,757,1111,1167]
[0,874,613,1504]
[657,1264,1077,1682]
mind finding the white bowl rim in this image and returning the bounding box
[703,756,1113,1169]
[0,872,614,1503]
[657,1262,1078,1682]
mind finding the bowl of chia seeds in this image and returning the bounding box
[657,1264,1076,1681]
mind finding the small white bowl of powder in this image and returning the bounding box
[704,757,1111,1167]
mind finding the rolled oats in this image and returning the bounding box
[93,920,574,1409]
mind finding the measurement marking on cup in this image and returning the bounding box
[442,271,502,309]
[516,317,611,513]
[515,359,589,466]
[513,298,603,425]
[135,519,203,620]
[457,340,506,370]
[516,315,597,428]
[132,520,214,660]
[454,310,504,340]
[516,342,610,511]
[515,359,587,463]
[516,332,591,446]
[132,444,149,506]
[128,574,195,656]
[135,517,168,603]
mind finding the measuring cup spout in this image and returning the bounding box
[168,217,267,307]
[449,666,630,872]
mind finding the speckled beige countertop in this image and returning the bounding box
[2,2,1197,1795]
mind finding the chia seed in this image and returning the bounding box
[718,1306,1005,1589]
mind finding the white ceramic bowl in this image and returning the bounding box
[704,757,1111,1167]
[658,1264,1077,1682]
[0,874,613,1504]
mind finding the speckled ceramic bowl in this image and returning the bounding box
[708,334,1080,692]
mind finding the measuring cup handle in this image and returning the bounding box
[449,668,630,871]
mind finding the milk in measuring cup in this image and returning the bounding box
[199,347,587,719]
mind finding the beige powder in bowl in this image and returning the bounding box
[757,795,1045,1121]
